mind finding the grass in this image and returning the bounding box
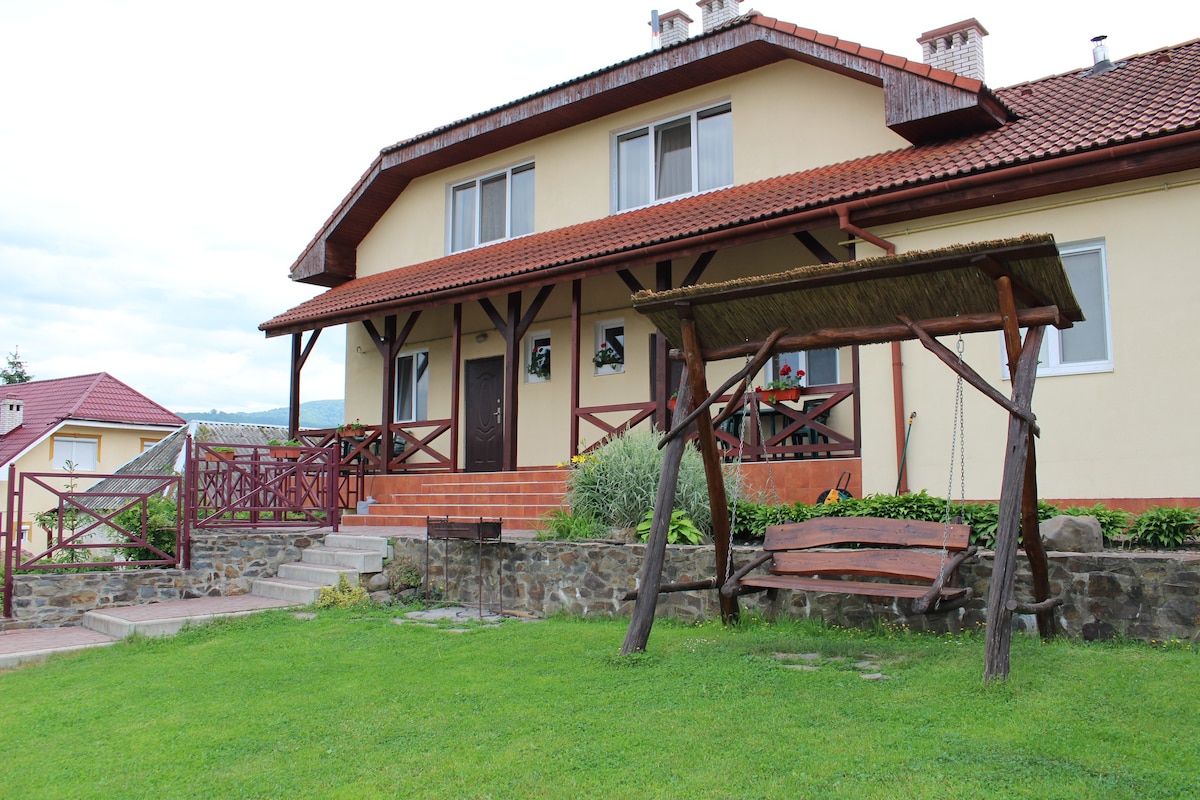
[1,610,1198,799]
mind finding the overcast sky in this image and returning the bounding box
[1,0,1193,413]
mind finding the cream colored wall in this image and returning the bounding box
[4,424,173,553]
[854,170,1200,502]
[355,60,904,278]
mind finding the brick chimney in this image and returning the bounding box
[658,9,693,47]
[1,398,24,436]
[918,18,988,82]
[696,0,742,33]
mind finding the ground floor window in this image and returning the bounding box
[770,349,839,387]
[594,321,625,375]
[395,350,430,422]
[52,435,99,471]
[526,331,551,383]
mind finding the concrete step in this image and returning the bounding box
[252,577,324,604]
[323,533,392,558]
[278,562,360,585]
[301,546,383,573]
[82,595,297,639]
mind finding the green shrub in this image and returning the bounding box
[1128,506,1199,549]
[536,508,608,541]
[315,573,370,608]
[636,509,705,545]
[114,495,178,564]
[846,490,947,521]
[383,557,422,592]
[566,429,725,533]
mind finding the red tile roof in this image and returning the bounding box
[262,37,1200,336]
[0,374,183,467]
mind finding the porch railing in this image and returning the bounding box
[187,439,341,530]
[3,464,186,617]
[297,422,453,474]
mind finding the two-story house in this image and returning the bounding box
[261,4,1200,519]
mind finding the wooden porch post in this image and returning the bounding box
[570,279,581,458]
[450,303,462,473]
[503,293,520,471]
[380,315,398,475]
[288,329,322,440]
[653,261,672,431]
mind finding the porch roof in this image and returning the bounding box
[630,234,1083,355]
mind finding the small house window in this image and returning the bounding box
[395,350,430,422]
[52,436,99,471]
[594,321,625,375]
[526,332,551,383]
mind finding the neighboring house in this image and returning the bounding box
[0,373,184,551]
[260,4,1200,511]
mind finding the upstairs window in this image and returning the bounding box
[450,163,535,252]
[614,103,732,211]
[52,435,99,471]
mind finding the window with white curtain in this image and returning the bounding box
[614,103,732,211]
[450,163,534,253]
[395,350,430,423]
[52,436,98,471]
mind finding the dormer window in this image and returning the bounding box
[614,103,732,211]
[450,162,535,253]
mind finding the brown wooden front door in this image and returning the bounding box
[464,356,504,472]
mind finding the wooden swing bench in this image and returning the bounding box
[722,517,978,614]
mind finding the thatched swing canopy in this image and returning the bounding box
[631,234,1082,357]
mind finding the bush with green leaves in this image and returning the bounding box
[383,557,422,592]
[114,494,178,564]
[636,508,705,545]
[566,429,726,533]
[1129,506,1199,549]
[536,508,609,541]
[315,573,370,608]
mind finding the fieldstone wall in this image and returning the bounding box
[400,539,1200,644]
[2,531,321,629]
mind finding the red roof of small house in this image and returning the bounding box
[0,373,184,468]
[261,34,1200,337]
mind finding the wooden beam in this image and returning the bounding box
[681,251,716,287]
[570,280,581,458]
[617,269,645,294]
[621,371,694,655]
[679,307,1067,362]
[794,231,839,264]
[900,315,1040,434]
[984,324,1045,681]
[449,304,462,472]
[678,307,737,624]
[975,255,1053,309]
[503,293,520,471]
[288,329,321,438]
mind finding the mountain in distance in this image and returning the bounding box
[177,399,344,429]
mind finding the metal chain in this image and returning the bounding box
[938,335,967,583]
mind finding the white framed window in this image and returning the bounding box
[526,331,551,383]
[450,162,535,252]
[614,102,732,212]
[593,320,625,376]
[770,349,839,387]
[395,350,430,422]
[1003,240,1113,378]
[52,436,98,471]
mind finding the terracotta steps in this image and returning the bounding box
[343,469,569,530]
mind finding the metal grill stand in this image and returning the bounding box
[424,517,503,617]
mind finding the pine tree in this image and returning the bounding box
[1,347,32,384]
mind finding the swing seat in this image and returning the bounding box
[722,517,977,614]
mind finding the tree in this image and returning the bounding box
[2,347,32,384]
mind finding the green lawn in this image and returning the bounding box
[1,610,1197,799]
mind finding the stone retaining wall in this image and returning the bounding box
[2,531,320,629]
[403,538,1200,643]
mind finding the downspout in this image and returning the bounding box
[836,206,909,495]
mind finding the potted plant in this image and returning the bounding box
[205,446,236,462]
[528,345,551,379]
[267,438,304,459]
[592,342,624,370]
[337,421,367,441]
[759,364,804,403]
